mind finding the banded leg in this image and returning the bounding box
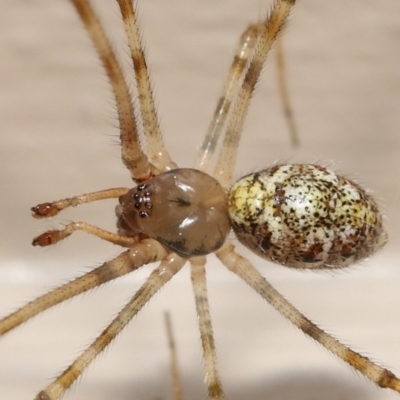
[0,239,167,336]
[215,0,296,188]
[194,24,262,172]
[116,0,177,172]
[34,252,186,400]
[190,257,225,400]
[216,240,400,393]
[70,0,150,181]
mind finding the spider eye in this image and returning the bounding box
[119,168,230,257]
[228,164,387,269]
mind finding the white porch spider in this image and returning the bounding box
[0,0,400,400]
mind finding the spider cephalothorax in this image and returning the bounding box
[117,168,230,257]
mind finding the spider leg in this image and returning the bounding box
[194,23,262,172]
[215,0,296,188]
[32,221,138,247]
[34,252,186,400]
[31,188,129,218]
[0,239,167,336]
[116,0,177,173]
[217,241,400,393]
[70,0,150,181]
[275,35,299,147]
[164,312,183,400]
[190,257,225,400]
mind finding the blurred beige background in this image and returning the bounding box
[1,0,400,399]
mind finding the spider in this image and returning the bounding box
[0,0,400,398]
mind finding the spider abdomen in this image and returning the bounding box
[118,168,230,257]
[228,164,387,269]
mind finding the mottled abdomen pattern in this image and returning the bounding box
[228,164,387,269]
